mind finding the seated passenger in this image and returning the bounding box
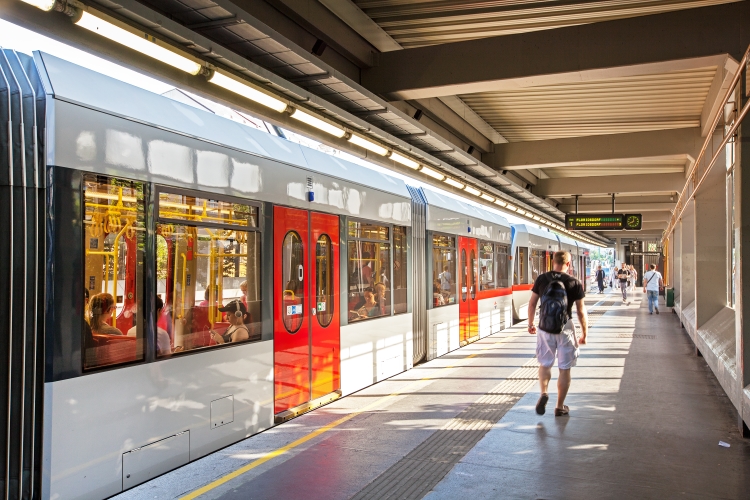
[154,296,172,356]
[352,287,380,320]
[199,285,219,307]
[433,280,445,306]
[240,280,248,307]
[374,282,387,315]
[210,300,251,344]
[88,293,123,336]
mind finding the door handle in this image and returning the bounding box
[298,264,304,282]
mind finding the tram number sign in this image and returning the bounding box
[565,213,642,231]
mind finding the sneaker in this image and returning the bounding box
[656,308,660,314]
[650,312,653,314]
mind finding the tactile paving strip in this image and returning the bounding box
[350,358,540,500]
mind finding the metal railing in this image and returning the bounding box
[663,45,750,242]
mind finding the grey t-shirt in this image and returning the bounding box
[643,270,662,291]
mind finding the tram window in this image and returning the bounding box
[432,234,456,307]
[158,191,257,228]
[155,221,261,356]
[82,175,145,371]
[282,231,305,333]
[479,241,495,291]
[495,244,510,288]
[515,247,528,285]
[460,249,467,301]
[469,249,477,299]
[348,221,389,240]
[531,249,544,281]
[315,235,334,327]
[347,221,391,322]
[393,226,408,315]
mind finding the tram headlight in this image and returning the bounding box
[75,11,204,75]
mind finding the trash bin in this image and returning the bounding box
[666,288,674,307]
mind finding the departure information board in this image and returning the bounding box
[565,213,642,231]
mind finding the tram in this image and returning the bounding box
[0,50,599,500]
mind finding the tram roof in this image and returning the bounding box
[34,51,411,200]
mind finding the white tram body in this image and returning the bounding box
[0,50,601,500]
[421,189,512,359]
[510,224,559,320]
[38,53,414,499]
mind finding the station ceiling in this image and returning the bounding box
[4,0,749,243]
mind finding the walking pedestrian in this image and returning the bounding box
[595,265,605,293]
[528,251,588,417]
[642,264,664,314]
[617,264,630,301]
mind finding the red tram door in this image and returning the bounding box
[274,207,340,416]
[458,236,479,344]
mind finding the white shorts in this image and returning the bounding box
[536,321,579,369]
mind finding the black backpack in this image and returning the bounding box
[539,274,568,334]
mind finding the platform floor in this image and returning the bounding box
[117,289,750,500]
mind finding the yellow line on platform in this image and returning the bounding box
[180,330,526,499]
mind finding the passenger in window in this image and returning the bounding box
[353,287,379,320]
[360,251,374,287]
[374,282,387,316]
[88,293,123,336]
[439,265,452,294]
[480,265,492,288]
[433,280,445,307]
[240,280,248,307]
[199,286,219,307]
[155,297,172,356]
[210,300,251,344]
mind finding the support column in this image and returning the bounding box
[695,129,728,328]
[681,200,696,325]
[673,220,682,307]
[736,70,750,435]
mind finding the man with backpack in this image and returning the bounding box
[528,251,588,417]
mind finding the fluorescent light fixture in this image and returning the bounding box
[533,215,541,221]
[420,166,445,180]
[76,11,203,75]
[444,178,465,189]
[517,210,527,216]
[494,199,507,207]
[209,71,288,112]
[348,134,388,156]
[290,108,346,138]
[390,152,420,169]
[20,0,56,10]
[480,193,495,202]
[506,205,518,212]
[464,185,481,196]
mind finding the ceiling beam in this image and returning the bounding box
[361,2,750,100]
[536,173,685,197]
[484,128,701,171]
[700,57,739,137]
[409,98,493,153]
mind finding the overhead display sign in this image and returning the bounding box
[565,213,642,231]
